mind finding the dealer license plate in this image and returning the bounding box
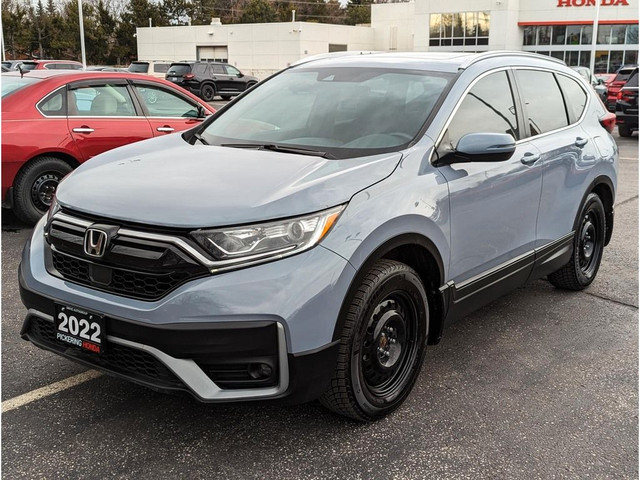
[54,304,105,354]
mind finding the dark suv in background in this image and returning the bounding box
[165,61,259,101]
[616,67,638,137]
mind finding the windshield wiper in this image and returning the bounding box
[220,143,335,159]
[193,132,209,145]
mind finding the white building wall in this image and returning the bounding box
[371,3,416,51]
[136,23,374,80]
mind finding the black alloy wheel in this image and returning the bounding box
[548,193,606,290]
[320,260,428,421]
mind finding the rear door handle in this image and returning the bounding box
[72,126,94,134]
[575,137,589,148]
[521,152,540,165]
[157,126,175,132]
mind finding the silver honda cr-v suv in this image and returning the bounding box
[20,52,618,421]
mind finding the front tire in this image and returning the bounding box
[13,156,73,225]
[548,193,606,290]
[320,260,428,421]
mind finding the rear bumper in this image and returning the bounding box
[615,111,639,129]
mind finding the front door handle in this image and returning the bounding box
[521,152,540,165]
[72,126,94,134]
[575,137,589,148]
[157,126,175,132]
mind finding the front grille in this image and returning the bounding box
[27,316,184,389]
[51,251,195,300]
[45,214,209,301]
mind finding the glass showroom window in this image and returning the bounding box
[429,11,489,47]
[523,23,639,73]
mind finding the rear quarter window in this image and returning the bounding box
[625,71,638,87]
[557,74,588,123]
[516,69,569,136]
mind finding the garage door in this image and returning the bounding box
[197,46,228,63]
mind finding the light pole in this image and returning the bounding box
[589,0,601,74]
[78,0,87,68]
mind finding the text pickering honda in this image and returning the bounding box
[20,52,618,421]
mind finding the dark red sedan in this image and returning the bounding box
[2,70,215,224]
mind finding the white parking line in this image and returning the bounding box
[619,157,637,160]
[1,370,102,414]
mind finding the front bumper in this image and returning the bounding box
[19,217,354,403]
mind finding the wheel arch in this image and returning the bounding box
[580,175,615,246]
[331,233,447,347]
[15,151,80,187]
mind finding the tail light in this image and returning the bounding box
[599,112,616,133]
[618,91,635,102]
[183,73,195,80]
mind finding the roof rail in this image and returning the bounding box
[459,50,566,70]
[291,51,379,67]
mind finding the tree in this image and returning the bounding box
[239,0,276,23]
[345,0,371,25]
[116,0,166,61]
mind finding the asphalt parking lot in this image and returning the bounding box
[1,129,637,479]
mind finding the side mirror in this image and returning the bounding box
[237,72,244,78]
[197,105,207,119]
[437,133,516,166]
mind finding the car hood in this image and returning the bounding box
[56,133,402,228]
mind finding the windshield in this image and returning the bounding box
[200,67,452,158]
[614,69,634,82]
[167,64,191,75]
[128,62,149,73]
[19,62,37,71]
[2,76,40,98]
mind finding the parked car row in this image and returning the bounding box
[1,70,215,224]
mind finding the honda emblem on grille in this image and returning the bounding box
[84,228,108,258]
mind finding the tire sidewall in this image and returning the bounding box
[349,269,428,418]
[572,194,606,286]
[201,84,215,101]
[14,158,72,225]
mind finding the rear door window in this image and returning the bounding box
[516,70,569,137]
[212,64,226,75]
[445,70,520,148]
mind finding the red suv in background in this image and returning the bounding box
[2,70,215,224]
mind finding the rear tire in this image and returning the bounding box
[201,84,215,102]
[320,260,428,421]
[618,125,632,137]
[548,193,606,290]
[13,156,73,225]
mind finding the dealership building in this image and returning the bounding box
[136,0,638,78]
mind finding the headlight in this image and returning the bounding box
[191,205,344,269]
[46,196,61,223]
